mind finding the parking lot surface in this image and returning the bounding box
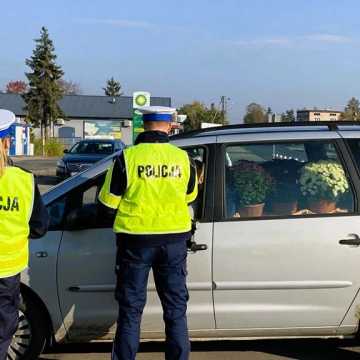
[12,156,61,193]
[13,156,59,174]
[40,339,360,359]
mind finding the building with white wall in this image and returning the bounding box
[296,109,342,122]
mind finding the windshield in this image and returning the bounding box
[70,141,114,154]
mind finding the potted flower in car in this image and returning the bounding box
[299,160,349,213]
[232,161,273,217]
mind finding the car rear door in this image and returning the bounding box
[212,130,360,335]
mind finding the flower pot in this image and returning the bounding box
[238,203,265,217]
[308,200,336,214]
[272,201,298,216]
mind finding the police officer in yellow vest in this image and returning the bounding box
[0,110,49,360]
[99,106,197,360]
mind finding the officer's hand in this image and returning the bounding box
[191,220,197,235]
[187,238,193,250]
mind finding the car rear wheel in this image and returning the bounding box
[7,293,49,360]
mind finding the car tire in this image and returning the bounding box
[8,293,49,360]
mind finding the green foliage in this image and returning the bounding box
[33,138,64,157]
[341,97,360,121]
[281,109,296,122]
[232,161,273,206]
[243,103,267,124]
[178,101,228,131]
[33,138,42,156]
[103,77,123,96]
[299,161,349,202]
[23,27,64,136]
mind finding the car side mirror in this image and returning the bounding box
[64,204,97,231]
[63,149,69,154]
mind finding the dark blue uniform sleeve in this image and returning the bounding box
[187,157,197,196]
[110,152,127,196]
[29,182,49,239]
[97,153,127,221]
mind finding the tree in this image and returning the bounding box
[6,80,28,94]
[58,79,81,95]
[178,101,228,131]
[103,77,123,96]
[341,97,360,121]
[23,27,64,154]
[243,103,267,124]
[281,109,296,122]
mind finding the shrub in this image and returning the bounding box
[33,138,64,157]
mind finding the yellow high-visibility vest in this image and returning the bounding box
[99,143,197,235]
[0,167,34,278]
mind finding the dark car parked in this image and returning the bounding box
[56,139,124,179]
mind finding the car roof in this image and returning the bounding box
[77,139,121,143]
[170,121,360,140]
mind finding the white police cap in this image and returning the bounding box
[0,109,15,138]
[137,106,176,122]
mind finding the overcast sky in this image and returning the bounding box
[1,0,360,122]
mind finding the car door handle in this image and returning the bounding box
[339,234,360,246]
[35,251,48,258]
[189,243,208,252]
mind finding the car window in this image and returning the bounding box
[70,142,114,154]
[83,185,99,205]
[184,147,206,220]
[224,141,354,219]
[114,141,123,151]
[67,174,105,208]
[346,139,360,171]
[64,174,114,229]
[47,196,66,231]
[96,143,114,154]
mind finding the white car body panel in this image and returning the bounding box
[22,231,67,341]
[213,217,360,332]
[56,224,214,341]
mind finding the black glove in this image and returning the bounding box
[187,238,193,250]
[191,220,197,235]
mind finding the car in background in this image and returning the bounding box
[56,139,124,179]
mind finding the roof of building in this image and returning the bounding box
[0,93,171,119]
[297,109,342,114]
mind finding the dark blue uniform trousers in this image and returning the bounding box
[0,274,20,360]
[112,240,190,360]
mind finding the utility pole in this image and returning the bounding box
[220,96,229,121]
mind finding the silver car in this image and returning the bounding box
[9,122,360,359]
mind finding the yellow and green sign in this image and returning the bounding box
[132,91,151,143]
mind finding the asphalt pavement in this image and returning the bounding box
[12,156,59,175]
[12,156,61,193]
[40,339,360,359]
